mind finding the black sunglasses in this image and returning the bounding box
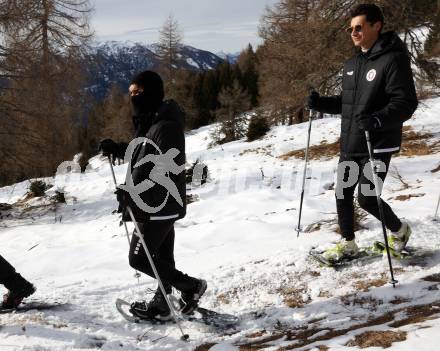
[346,24,363,34]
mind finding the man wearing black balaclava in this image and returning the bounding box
[99,70,207,322]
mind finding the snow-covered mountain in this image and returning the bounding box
[85,41,224,100]
[0,98,439,350]
[216,51,240,63]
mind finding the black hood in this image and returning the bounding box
[132,100,186,137]
[369,31,410,60]
[153,99,186,130]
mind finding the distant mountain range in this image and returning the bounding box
[85,41,239,100]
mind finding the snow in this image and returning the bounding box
[0,98,439,350]
[186,57,201,69]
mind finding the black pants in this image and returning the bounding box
[128,220,196,293]
[335,153,401,241]
[0,255,28,291]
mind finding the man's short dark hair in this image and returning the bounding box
[351,3,385,25]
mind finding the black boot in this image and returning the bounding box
[129,288,171,321]
[180,278,207,315]
[2,280,36,309]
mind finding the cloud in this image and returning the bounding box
[90,0,277,52]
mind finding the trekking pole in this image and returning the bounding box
[107,157,189,341]
[434,192,440,221]
[108,156,134,247]
[364,131,398,288]
[296,107,314,237]
[107,156,141,281]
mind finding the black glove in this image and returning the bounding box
[98,139,119,157]
[356,113,381,131]
[115,186,130,212]
[306,91,320,110]
[115,186,147,222]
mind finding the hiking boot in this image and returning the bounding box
[180,279,207,315]
[322,239,359,263]
[388,221,411,253]
[2,281,36,309]
[129,288,171,321]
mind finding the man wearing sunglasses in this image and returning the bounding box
[307,4,418,263]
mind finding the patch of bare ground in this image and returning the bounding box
[196,297,440,351]
[218,271,317,307]
[277,125,439,162]
[239,145,273,157]
[391,193,425,201]
[305,199,367,235]
[389,297,411,305]
[400,126,440,157]
[353,274,388,292]
[431,164,440,173]
[422,273,440,282]
[278,140,340,161]
[346,330,407,348]
[246,330,267,338]
[194,344,216,351]
[340,294,383,311]
[303,219,336,233]
[278,284,311,308]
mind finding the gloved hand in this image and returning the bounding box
[356,113,381,131]
[98,139,119,157]
[115,186,131,213]
[115,186,146,222]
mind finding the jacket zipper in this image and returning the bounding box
[347,54,368,155]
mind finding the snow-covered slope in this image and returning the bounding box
[0,98,439,351]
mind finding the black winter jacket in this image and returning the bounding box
[116,100,187,222]
[317,31,418,156]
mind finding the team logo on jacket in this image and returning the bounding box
[366,69,377,82]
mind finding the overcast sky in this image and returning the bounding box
[90,0,278,53]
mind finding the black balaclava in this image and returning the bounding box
[130,70,165,135]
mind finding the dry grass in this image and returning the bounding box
[431,164,440,173]
[392,193,425,201]
[389,297,411,305]
[197,299,440,351]
[303,218,336,233]
[278,126,439,162]
[217,287,240,305]
[278,285,311,308]
[279,140,340,161]
[353,275,388,292]
[340,295,383,310]
[400,126,440,157]
[346,330,407,348]
[194,344,216,351]
[246,330,267,339]
[239,145,273,157]
[422,273,440,282]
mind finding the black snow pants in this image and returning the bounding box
[128,220,196,293]
[335,153,402,241]
[0,255,29,291]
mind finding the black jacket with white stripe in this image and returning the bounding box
[114,100,187,222]
[316,31,418,157]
